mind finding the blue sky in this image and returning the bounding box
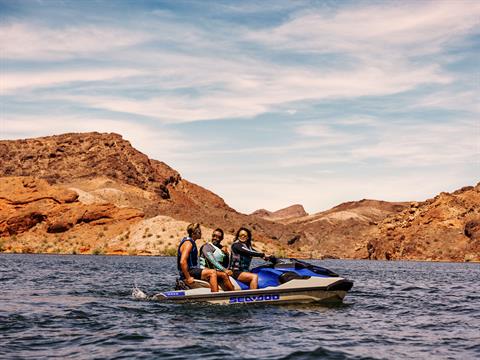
[1,0,479,214]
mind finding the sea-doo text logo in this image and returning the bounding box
[164,291,185,297]
[229,294,280,303]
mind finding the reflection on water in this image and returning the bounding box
[1,254,479,359]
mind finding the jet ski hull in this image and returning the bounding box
[152,278,353,305]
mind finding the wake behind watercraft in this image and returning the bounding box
[134,258,353,305]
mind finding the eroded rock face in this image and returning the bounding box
[286,199,410,259]
[464,219,480,241]
[368,184,480,262]
[0,133,303,245]
[0,177,144,237]
[0,133,180,199]
[1,133,478,261]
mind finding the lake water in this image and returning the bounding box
[1,254,479,359]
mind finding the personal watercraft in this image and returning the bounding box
[134,258,353,305]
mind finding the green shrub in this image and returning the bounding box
[164,247,177,257]
[92,247,105,255]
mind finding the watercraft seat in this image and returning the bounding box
[278,271,310,284]
[175,278,210,290]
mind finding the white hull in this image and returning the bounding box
[152,277,352,305]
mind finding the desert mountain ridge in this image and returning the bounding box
[1,132,479,262]
[251,204,308,223]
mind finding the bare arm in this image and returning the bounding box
[202,244,227,272]
[180,241,194,283]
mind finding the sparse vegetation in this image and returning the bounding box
[92,247,105,255]
[164,247,177,256]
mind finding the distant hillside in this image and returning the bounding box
[286,199,410,259]
[1,132,478,262]
[367,185,480,262]
[0,133,298,245]
[251,204,308,222]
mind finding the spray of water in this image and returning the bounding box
[132,279,148,300]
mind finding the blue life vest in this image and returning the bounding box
[177,237,198,277]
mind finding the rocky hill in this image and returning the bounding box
[367,185,480,262]
[282,200,410,259]
[0,133,299,248]
[0,177,143,254]
[251,204,308,223]
[1,132,478,261]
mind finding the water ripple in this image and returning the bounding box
[0,254,479,360]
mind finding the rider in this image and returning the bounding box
[177,223,232,292]
[199,228,234,291]
[230,227,270,289]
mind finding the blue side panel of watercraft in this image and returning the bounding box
[236,280,250,290]
[257,268,283,288]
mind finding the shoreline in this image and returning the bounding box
[1,251,478,264]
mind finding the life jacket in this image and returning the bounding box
[177,237,198,276]
[199,242,228,269]
[230,241,253,272]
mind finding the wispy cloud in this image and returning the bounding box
[350,119,479,166]
[1,115,191,160]
[1,23,151,60]
[1,1,478,213]
[1,68,143,94]
[249,1,480,56]
[3,1,472,122]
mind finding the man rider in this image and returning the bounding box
[199,228,234,291]
[177,223,232,292]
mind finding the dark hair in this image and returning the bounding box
[187,223,201,237]
[235,227,252,247]
[213,228,224,240]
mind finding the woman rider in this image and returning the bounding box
[230,227,270,289]
[199,228,234,291]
